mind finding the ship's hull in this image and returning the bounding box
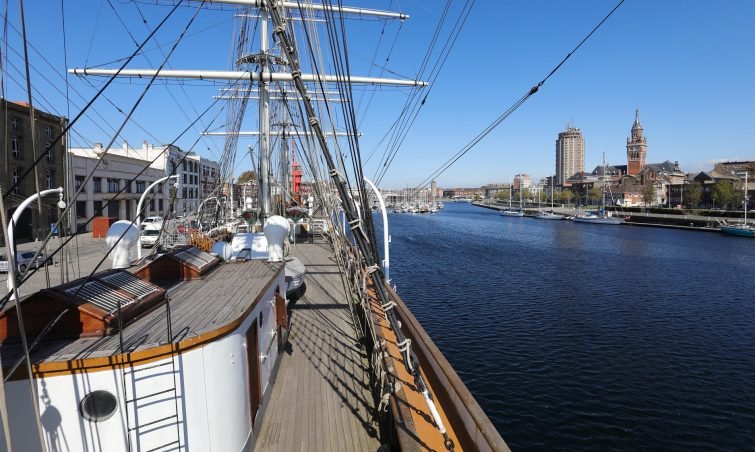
[573,215,623,225]
[500,210,524,217]
[720,225,755,237]
[2,258,287,452]
[534,213,562,220]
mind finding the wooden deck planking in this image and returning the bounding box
[254,243,380,452]
[2,259,282,368]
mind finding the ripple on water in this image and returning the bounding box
[379,203,755,451]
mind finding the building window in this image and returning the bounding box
[182,187,187,198]
[11,136,20,158]
[123,180,131,193]
[136,180,146,192]
[75,176,85,191]
[12,167,21,194]
[46,143,54,162]
[182,174,187,185]
[46,170,54,189]
[150,200,155,211]
[75,201,86,219]
[107,178,119,193]
[158,199,163,211]
[45,125,52,138]
[10,117,18,130]
[93,200,103,215]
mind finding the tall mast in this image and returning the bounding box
[602,152,607,210]
[258,8,271,221]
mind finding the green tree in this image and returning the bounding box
[237,170,257,184]
[560,189,574,205]
[473,194,482,201]
[588,186,602,205]
[494,190,508,201]
[683,182,702,208]
[642,185,656,207]
[711,180,735,209]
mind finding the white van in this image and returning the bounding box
[141,216,163,229]
[140,224,161,248]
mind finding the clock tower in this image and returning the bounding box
[626,109,647,176]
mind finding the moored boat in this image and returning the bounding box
[720,172,752,238]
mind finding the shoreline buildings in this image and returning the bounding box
[555,125,585,187]
[0,99,67,241]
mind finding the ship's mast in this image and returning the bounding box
[259,8,271,221]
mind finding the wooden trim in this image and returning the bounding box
[4,265,284,381]
[384,284,511,452]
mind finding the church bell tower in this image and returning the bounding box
[626,109,647,176]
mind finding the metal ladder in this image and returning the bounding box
[121,298,183,451]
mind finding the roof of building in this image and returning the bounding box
[641,160,683,174]
[590,164,626,176]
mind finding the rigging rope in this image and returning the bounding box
[408,0,626,199]
[3,0,186,201]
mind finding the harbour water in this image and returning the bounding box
[381,202,755,451]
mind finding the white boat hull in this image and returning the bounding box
[573,216,623,225]
[534,213,562,220]
[4,269,287,452]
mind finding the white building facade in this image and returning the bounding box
[68,143,170,232]
[68,142,224,229]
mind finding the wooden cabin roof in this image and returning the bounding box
[1,258,283,375]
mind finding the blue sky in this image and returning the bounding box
[3,0,754,189]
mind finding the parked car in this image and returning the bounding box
[141,216,163,229]
[140,225,161,248]
[0,251,53,273]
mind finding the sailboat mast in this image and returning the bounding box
[745,172,749,224]
[602,152,607,209]
[258,9,271,221]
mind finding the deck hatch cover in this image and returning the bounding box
[175,248,214,270]
[65,280,134,314]
[100,271,158,300]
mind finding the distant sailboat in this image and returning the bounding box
[501,177,524,217]
[573,154,623,225]
[535,175,562,220]
[720,171,754,237]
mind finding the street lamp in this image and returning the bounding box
[7,187,64,301]
[136,175,179,259]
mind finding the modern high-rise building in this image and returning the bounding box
[555,125,585,186]
[626,109,647,176]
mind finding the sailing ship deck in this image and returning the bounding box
[255,242,380,451]
[1,259,283,372]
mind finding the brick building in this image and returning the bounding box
[0,99,67,242]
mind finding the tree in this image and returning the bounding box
[683,182,702,208]
[588,187,602,205]
[237,170,257,184]
[494,190,508,201]
[560,189,574,205]
[642,184,656,207]
[711,180,735,209]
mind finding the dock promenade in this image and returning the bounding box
[471,200,752,232]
